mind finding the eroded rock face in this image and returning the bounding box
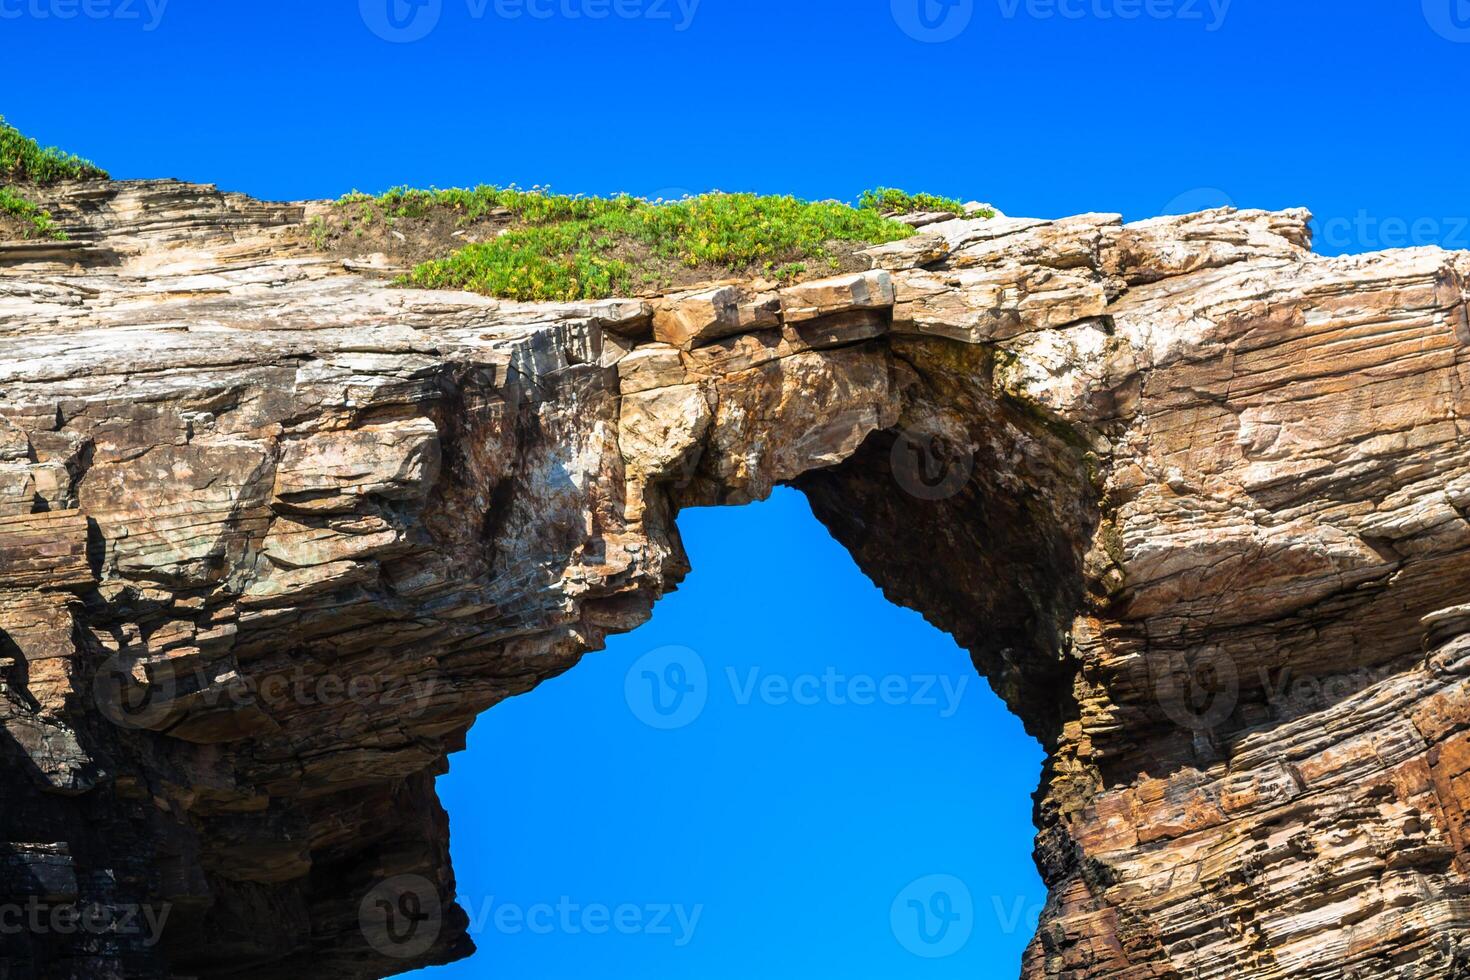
[1,179,1468,979]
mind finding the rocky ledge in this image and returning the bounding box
[1,178,1468,978]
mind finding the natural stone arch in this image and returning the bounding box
[2,179,1469,979]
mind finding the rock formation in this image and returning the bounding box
[1,177,1468,979]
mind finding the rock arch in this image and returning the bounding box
[2,181,1469,978]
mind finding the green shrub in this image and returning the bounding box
[858,187,984,217]
[0,117,107,184]
[0,187,67,240]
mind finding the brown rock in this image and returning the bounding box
[779,269,894,323]
[2,179,1469,980]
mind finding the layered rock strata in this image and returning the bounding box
[1,179,1468,978]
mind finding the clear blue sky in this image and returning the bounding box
[6,2,1467,977]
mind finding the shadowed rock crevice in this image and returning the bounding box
[3,179,1470,979]
[792,337,1102,745]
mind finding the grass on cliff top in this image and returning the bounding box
[0,117,104,242]
[0,116,108,184]
[324,185,986,303]
[0,187,67,240]
[858,187,975,215]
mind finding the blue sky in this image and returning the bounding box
[432,490,1045,978]
[5,1,1467,977]
[7,2,1470,253]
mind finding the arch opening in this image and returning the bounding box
[426,487,1047,979]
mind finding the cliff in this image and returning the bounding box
[2,177,1469,978]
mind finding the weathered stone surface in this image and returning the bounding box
[617,343,686,393]
[651,286,777,348]
[2,176,1469,980]
[779,269,894,322]
[652,285,744,347]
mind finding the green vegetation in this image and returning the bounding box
[321,184,992,303]
[0,187,67,240]
[859,187,989,217]
[339,184,636,226]
[0,117,103,239]
[306,214,332,250]
[387,188,915,302]
[0,116,107,184]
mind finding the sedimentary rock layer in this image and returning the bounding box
[1,179,1468,978]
